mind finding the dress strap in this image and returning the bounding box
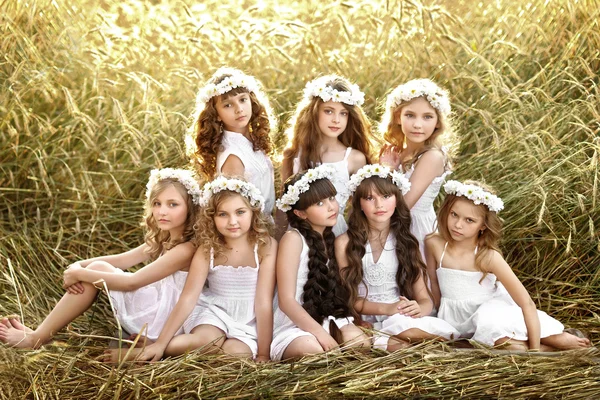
[438,242,449,269]
[343,147,352,161]
[253,243,260,268]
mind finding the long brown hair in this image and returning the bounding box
[435,180,503,279]
[284,172,350,343]
[144,179,199,260]
[282,76,377,179]
[339,176,428,320]
[188,70,275,180]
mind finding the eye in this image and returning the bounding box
[153,201,161,207]
[237,210,246,215]
[316,200,324,206]
[341,111,348,117]
[365,195,373,201]
[404,113,414,118]
[169,202,178,207]
[466,218,475,223]
[383,194,392,199]
[450,211,457,217]
[425,115,434,120]
[329,196,336,201]
[217,212,227,217]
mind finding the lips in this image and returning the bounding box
[328,213,338,219]
[236,116,247,121]
[375,211,387,216]
[328,126,340,131]
[451,230,462,236]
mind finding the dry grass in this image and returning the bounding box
[1,0,599,398]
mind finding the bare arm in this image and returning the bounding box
[220,154,246,177]
[403,149,446,209]
[347,149,367,175]
[254,237,277,361]
[488,251,541,350]
[77,244,150,270]
[424,235,442,309]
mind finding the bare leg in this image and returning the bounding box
[541,332,590,350]
[494,337,529,351]
[387,336,411,352]
[397,328,445,343]
[340,324,370,350]
[163,324,226,357]
[221,338,252,358]
[282,335,324,360]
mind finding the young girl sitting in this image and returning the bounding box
[336,164,459,351]
[187,67,277,217]
[132,177,277,362]
[425,180,591,351]
[0,168,200,348]
[379,79,453,259]
[280,75,377,236]
[271,165,369,360]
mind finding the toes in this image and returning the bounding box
[0,318,9,328]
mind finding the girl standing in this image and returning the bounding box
[271,165,369,360]
[336,164,459,351]
[425,180,590,350]
[0,168,200,348]
[187,67,277,216]
[134,177,277,362]
[280,75,377,236]
[379,79,453,259]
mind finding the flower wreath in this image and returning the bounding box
[385,78,451,116]
[303,75,365,106]
[199,176,265,212]
[195,67,261,105]
[443,180,504,212]
[146,168,202,206]
[276,164,338,212]
[347,164,411,196]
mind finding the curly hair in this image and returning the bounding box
[143,179,199,260]
[379,95,452,172]
[188,71,275,180]
[434,180,503,281]
[339,176,429,320]
[284,173,351,343]
[281,76,378,179]
[196,189,273,261]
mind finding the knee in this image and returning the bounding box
[86,261,116,273]
[341,326,371,349]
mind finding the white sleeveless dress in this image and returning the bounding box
[217,130,275,216]
[109,270,188,341]
[359,234,459,349]
[436,243,564,346]
[293,147,352,237]
[403,149,451,261]
[270,229,354,361]
[182,245,261,356]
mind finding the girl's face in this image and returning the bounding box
[152,185,189,236]
[318,101,349,139]
[360,188,396,225]
[447,198,486,242]
[214,194,253,240]
[398,97,439,145]
[215,92,253,134]
[295,196,339,231]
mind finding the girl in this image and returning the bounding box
[280,75,377,236]
[0,168,200,348]
[425,180,590,350]
[187,67,277,217]
[132,177,277,362]
[379,79,453,259]
[336,164,459,351]
[271,165,369,360]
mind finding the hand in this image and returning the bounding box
[379,145,401,170]
[135,343,165,362]
[396,296,422,318]
[63,264,84,289]
[357,319,374,329]
[65,282,85,295]
[254,354,270,363]
[315,331,339,351]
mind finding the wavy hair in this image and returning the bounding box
[284,173,350,343]
[379,95,452,172]
[282,76,378,179]
[197,189,273,260]
[144,179,199,260]
[339,176,429,320]
[434,180,503,281]
[188,71,276,180]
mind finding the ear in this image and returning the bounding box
[293,209,308,220]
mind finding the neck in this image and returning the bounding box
[307,221,326,235]
[449,236,478,252]
[320,136,341,152]
[225,127,250,137]
[224,233,250,249]
[367,220,390,241]
[167,227,184,242]
[404,140,424,155]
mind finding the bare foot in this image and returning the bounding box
[126,333,155,347]
[494,337,529,351]
[0,323,37,348]
[7,318,34,334]
[387,337,412,352]
[542,332,591,350]
[101,347,145,363]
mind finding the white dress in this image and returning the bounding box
[293,147,352,236]
[436,243,564,346]
[183,245,261,356]
[403,149,451,261]
[270,229,354,361]
[216,130,275,216]
[359,234,459,349]
[109,270,188,341]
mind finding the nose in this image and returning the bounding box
[159,205,168,215]
[228,214,238,226]
[234,102,243,113]
[413,118,422,128]
[332,112,339,123]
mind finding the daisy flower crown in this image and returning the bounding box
[276,164,338,212]
[199,176,265,212]
[196,67,261,105]
[443,180,504,213]
[146,168,202,206]
[347,164,411,196]
[386,78,451,116]
[303,75,365,106]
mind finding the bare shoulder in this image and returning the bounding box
[348,149,367,174]
[167,241,196,258]
[483,249,510,273]
[424,233,445,253]
[279,229,303,248]
[259,236,278,256]
[417,148,445,165]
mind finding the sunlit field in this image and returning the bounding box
[1,0,599,398]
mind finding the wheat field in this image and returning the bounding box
[1,0,599,398]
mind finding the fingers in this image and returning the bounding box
[74,282,85,293]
